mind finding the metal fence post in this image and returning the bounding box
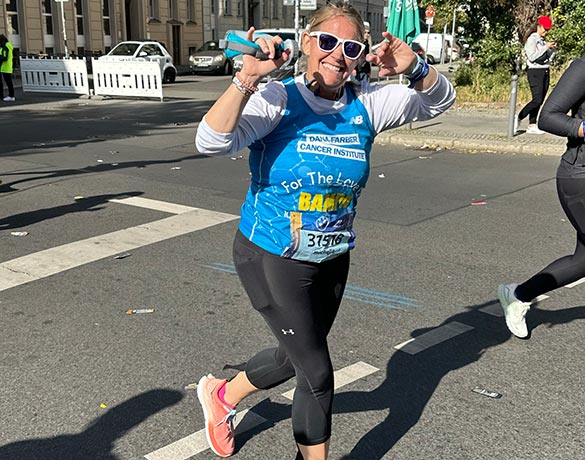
[508,57,520,138]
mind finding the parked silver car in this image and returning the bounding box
[189,41,232,75]
[100,40,177,83]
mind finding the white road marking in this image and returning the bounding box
[565,277,585,289]
[394,337,416,349]
[144,409,268,460]
[0,208,238,292]
[110,197,197,215]
[479,303,503,317]
[394,321,474,355]
[281,361,379,400]
[145,362,380,459]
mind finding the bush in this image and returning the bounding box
[453,62,568,104]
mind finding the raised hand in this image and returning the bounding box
[366,32,418,77]
[241,27,291,79]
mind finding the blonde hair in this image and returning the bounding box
[308,2,366,41]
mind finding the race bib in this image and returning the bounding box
[283,211,355,262]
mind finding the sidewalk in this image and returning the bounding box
[374,104,567,156]
[372,62,567,156]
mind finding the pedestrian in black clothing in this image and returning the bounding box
[0,34,15,102]
[516,15,556,134]
[499,55,585,338]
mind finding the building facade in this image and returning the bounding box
[1,0,386,66]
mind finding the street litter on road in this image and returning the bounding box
[472,386,502,399]
[126,308,155,315]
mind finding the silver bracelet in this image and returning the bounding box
[232,72,258,97]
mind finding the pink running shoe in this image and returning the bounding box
[197,374,236,457]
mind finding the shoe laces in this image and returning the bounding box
[216,408,237,434]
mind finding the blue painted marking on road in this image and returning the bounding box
[202,263,237,274]
[343,294,410,311]
[203,262,420,311]
[344,285,418,307]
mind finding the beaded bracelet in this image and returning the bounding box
[232,72,259,97]
[405,54,430,89]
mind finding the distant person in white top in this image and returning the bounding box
[516,15,556,135]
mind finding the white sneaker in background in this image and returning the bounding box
[3,96,15,102]
[498,283,531,338]
[526,124,544,134]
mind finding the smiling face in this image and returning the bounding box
[302,16,363,100]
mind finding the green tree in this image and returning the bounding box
[550,0,585,62]
[420,0,559,70]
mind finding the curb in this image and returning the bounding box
[375,132,567,156]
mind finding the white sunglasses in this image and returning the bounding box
[309,31,366,60]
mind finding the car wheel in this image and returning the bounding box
[223,60,232,76]
[427,55,436,65]
[163,68,176,84]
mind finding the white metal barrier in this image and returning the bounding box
[92,58,163,101]
[20,57,90,95]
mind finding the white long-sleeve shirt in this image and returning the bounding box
[196,73,456,156]
[525,32,555,69]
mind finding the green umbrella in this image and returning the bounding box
[386,0,421,44]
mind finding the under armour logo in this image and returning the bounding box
[281,329,295,335]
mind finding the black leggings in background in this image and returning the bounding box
[518,68,550,125]
[233,230,349,446]
[0,73,14,98]
[516,177,585,301]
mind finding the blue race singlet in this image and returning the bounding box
[239,78,376,262]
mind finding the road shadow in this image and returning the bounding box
[0,154,206,195]
[0,389,182,460]
[0,191,144,230]
[234,301,585,459]
[0,98,216,157]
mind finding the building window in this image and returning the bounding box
[103,0,112,48]
[169,0,178,19]
[42,0,53,35]
[6,0,19,35]
[263,0,270,18]
[149,0,159,19]
[272,0,278,18]
[75,0,84,35]
[187,0,196,20]
[237,0,241,17]
[223,0,232,16]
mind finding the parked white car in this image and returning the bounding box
[100,40,177,83]
[411,33,459,64]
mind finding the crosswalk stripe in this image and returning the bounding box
[144,361,380,459]
[281,361,379,400]
[0,208,238,292]
[565,277,585,289]
[394,321,474,355]
[144,409,268,460]
[110,197,197,215]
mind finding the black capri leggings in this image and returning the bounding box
[233,230,349,445]
[516,176,585,301]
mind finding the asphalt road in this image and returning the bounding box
[1,76,584,460]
